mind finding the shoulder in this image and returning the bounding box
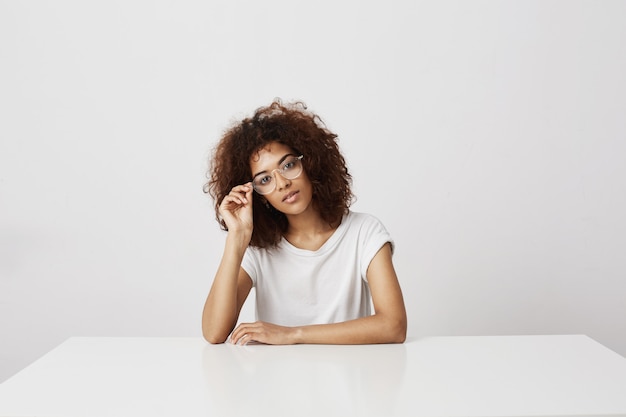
[343,211,392,242]
[344,210,388,230]
[242,244,284,285]
[244,243,280,260]
[344,210,394,254]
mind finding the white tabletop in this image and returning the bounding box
[0,335,625,417]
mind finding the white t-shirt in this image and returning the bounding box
[241,211,393,326]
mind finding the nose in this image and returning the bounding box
[273,169,291,191]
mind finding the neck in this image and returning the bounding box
[285,206,331,236]
[284,206,341,250]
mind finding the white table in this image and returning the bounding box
[0,335,625,417]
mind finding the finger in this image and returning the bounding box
[231,322,259,344]
[230,184,252,201]
[244,182,253,200]
[239,183,254,204]
[238,333,252,346]
[226,197,245,207]
[229,324,248,344]
[232,330,255,346]
[221,193,247,208]
[231,183,252,193]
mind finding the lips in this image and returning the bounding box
[282,191,299,203]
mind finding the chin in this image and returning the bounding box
[277,197,312,216]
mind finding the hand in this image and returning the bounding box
[229,321,298,345]
[219,183,254,235]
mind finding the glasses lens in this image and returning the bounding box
[251,155,303,195]
[253,175,273,195]
[281,157,303,179]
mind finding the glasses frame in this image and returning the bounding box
[251,155,304,195]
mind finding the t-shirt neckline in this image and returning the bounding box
[279,211,352,256]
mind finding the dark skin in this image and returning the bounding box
[202,142,407,345]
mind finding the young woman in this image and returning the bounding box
[202,100,406,345]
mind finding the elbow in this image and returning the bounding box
[202,326,229,344]
[387,316,407,344]
[204,334,227,344]
[203,332,228,345]
[202,313,233,344]
[391,324,407,344]
[373,311,407,344]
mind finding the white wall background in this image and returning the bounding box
[1,0,625,382]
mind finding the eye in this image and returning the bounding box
[282,160,296,171]
[255,175,273,186]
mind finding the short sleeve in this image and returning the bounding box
[359,215,394,282]
[241,247,258,287]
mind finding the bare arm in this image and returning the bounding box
[230,242,407,345]
[202,236,253,343]
[202,183,254,344]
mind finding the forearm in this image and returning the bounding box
[202,232,250,343]
[293,312,407,345]
[231,313,406,346]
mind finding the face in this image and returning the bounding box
[250,142,314,216]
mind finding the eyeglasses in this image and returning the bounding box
[251,155,304,195]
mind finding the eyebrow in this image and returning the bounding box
[252,153,295,179]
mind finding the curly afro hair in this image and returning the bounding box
[205,99,353,248]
